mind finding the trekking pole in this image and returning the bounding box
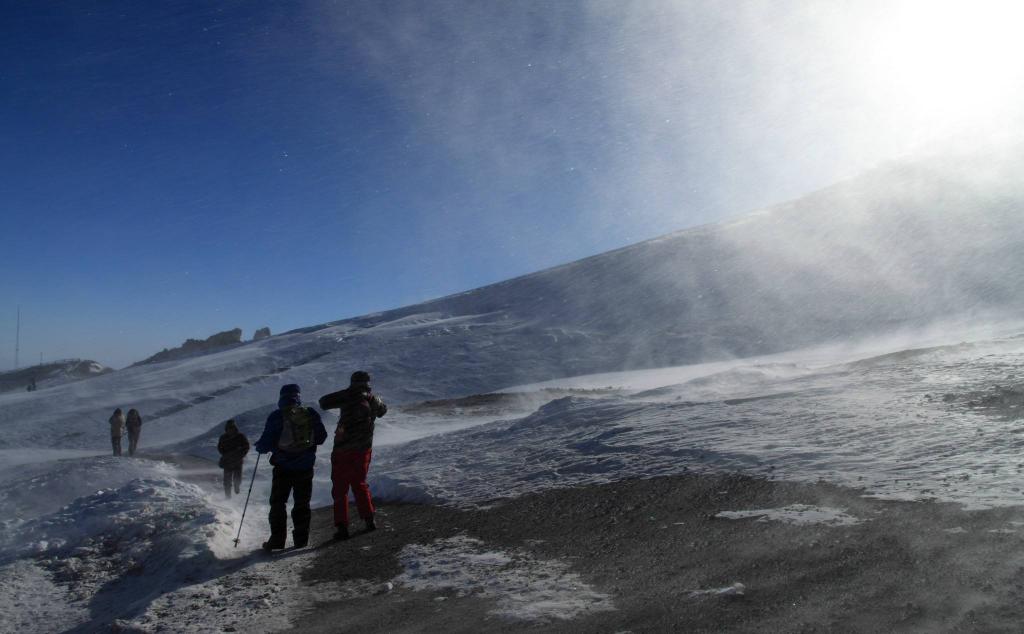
[233,453,261,548]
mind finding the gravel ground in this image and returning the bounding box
[291,473,1024,633]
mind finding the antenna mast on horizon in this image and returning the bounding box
[14,306,20,370]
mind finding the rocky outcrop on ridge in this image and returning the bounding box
[134,328,244,366]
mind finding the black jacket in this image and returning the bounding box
[319,385,387,451]
[126,410,143,434]
[217,431,250,469]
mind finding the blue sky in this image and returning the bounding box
[2,0,1010,368]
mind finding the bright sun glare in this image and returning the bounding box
[869,0,1024,134]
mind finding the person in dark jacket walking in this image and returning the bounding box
[319,370,387,541]
[217,419,250,498]
[126,408,143,456]
[109,408,125,456]
[254,384,327,550]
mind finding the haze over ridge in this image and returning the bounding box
[287,144,1024,373]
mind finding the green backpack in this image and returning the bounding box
[278,405,314,452]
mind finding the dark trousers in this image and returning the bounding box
[223,465,242,497]
[128,432,140,456]
[268,467,313,542]
[111,436,122,456]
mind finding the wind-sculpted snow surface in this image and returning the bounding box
[370,331,1024,511]
[0,454,324,633]
[6,479,218,600]
[0,470,226,632]
[3,329,1024,631]
[0,456,178,523]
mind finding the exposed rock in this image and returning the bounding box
[134,329,243,366]
[252,327,271,341]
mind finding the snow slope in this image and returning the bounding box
[372,326,1024,511]
[4,148,1024,629]
[5,147,1024,456]
[5,326,1024,631]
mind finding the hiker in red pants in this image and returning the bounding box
[319,371,388,540]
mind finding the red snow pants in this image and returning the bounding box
[331,449,374,527]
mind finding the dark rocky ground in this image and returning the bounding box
[291,473,1024,633]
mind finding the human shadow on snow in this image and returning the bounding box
[62,537,337,633]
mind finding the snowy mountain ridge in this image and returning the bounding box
[4,149,1024,454]
[296,147,1024,373]
[4,148,1024,631]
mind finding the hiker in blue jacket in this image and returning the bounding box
[255,384,327,550]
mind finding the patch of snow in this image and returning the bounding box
[5,478,219,597]
[690,582,746,598]
[395,535,614,621]
[0,473,234,631]
[0,560,87,633]
[0,445,379,632]
[714,505,862,526]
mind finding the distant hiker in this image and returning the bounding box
[254,384,327,550]
[26,378,36,392]
[319,370,388,541]
[126,408,143,456]
[109,408,125,456]
[217,419,250,498]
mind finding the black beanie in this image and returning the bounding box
[280,383,301,396]
[350,371,370,384]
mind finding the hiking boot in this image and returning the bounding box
[262,537,286,551]
[293,532,308,549]
[333,525,350,541]
[364,516,377,532]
